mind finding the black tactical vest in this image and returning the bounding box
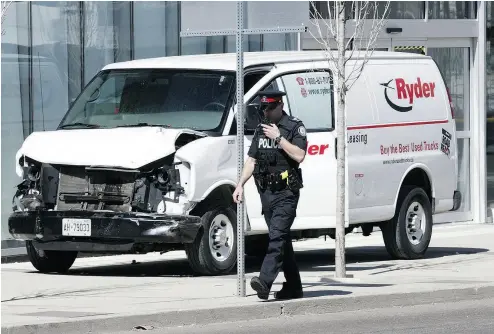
[255,112,301,174]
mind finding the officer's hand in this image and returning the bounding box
[233,185,243,204]
[261,124,281,140]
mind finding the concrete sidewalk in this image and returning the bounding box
[2,223,494,333]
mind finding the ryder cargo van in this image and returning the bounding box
[9,51,461,275]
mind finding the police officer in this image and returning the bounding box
[232,90,307,300]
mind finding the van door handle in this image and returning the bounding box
[334,138,337,159]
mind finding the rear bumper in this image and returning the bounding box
[8,210,202,250]
[451,191,462,211]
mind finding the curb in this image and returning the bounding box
[1,255,29,264]
[3,285,494,334]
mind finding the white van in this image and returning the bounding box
[9,51,461,275]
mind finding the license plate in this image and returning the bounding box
[62,218,91,237]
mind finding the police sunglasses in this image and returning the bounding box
[259,102,281,112]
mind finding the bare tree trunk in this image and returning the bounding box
[309,0,390,279]
[334,0,346,278]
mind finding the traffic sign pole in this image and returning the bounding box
[235,1,246,297]
[180,1,307,298]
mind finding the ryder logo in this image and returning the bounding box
[380,78,436,112]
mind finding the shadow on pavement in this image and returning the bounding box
[302,289,353,298]
[243,245,490,273]
[28,245,489,278]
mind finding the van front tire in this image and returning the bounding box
[26,241,78,273]
[381,186,433,260]
[185,207,237,276]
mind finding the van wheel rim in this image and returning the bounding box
[405,201,427,245]
[208,213,234,262]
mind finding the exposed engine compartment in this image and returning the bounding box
[13,132,203,215]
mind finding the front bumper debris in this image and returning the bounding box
[8,210,202,251]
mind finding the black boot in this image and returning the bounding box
[274,282,303,300]
[250,276,270,300]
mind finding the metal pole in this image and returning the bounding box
[477,1,487,224]
[178,3,307,296]
[236,0,246,297]
[297,32,301,51]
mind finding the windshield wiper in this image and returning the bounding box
[116,123,171,128]
[59,122,101,129]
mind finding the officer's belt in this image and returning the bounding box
[256,170,290,192]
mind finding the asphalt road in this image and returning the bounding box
[117,297,494,334]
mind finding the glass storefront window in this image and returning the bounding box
[180,33,293,55]
[228,35,262,52]
[485,2,494,207]
[310,1,480,20]
[1,1,30,243]
[371,1,425,19]
[133,1,179,59]
[428,1,477,19]
[32,1,83,132]
[427,47,470,131]
[181,35,264,55]
[456,138,471,212]
[181,36,228,55]
[309,1,354,20]
[427,47,471,212]
[310,1,425,20]
[262,33,298,51]
[83,1,131,84]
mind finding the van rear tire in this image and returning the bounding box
[381,186,433,260]
[185,207,237,276]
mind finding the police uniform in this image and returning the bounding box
[248,90,307,300]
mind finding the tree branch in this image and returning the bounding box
[310,1,390,91]
[1,0,13,35]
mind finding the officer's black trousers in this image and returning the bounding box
[258,188,302,291]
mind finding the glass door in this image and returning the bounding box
[389,38,472,222]
[424,39,473,223]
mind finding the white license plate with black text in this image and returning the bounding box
[62,218,91,236]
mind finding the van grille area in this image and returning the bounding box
[56,166,135,212]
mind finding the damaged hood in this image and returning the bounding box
[16,126,206,171]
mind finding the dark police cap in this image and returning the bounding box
[258,90,286,104]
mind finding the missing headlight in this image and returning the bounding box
[132,163,185,213]
[27,164,40,182]
[156,170,169,185]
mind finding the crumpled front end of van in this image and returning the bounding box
[8,127,206,253]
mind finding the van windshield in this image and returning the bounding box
[59,69,235,131]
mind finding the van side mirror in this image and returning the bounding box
[244,103,261,134]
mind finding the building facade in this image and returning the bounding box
[1,1,492,253]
